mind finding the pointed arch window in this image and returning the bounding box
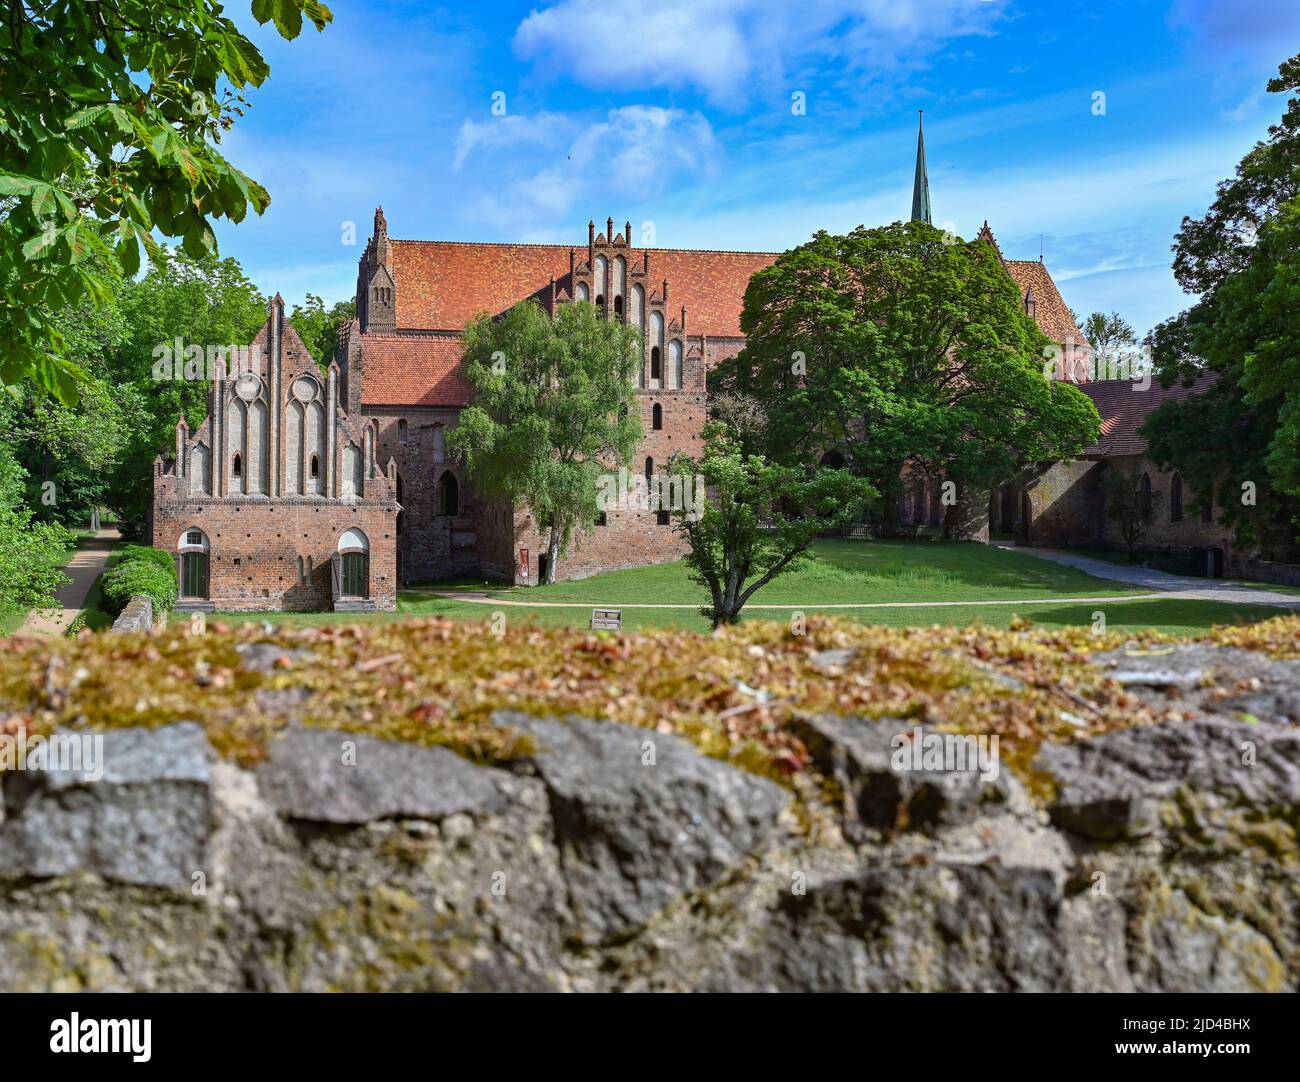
[1140,472,1153,519]
[310,453,320,479]
[645,456,653,482]
[652,403,663,430]
[232,452,242,478]
[398,419,408,443]
[438,472,459,516]
[1170,472,1183,522]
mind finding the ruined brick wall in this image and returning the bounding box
[1096,455,1234,554]
[512,504,690,585]
[1023,460,1105,547]
[370,407,477,583]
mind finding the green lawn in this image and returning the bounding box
[211,540,1291,638]
[442,539,1145,605]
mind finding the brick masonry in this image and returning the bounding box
[152,296,399,611]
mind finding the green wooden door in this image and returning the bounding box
[181,552,207,598]
[342,552,367,597]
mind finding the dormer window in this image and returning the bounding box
[1025,287,1036,319]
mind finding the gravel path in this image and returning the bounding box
[1007,545,1300,609]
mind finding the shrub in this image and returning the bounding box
[120,544,175,573]
[101,557,177,617]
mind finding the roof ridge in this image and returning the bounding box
[390,237,782,256]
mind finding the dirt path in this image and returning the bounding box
[18,528,121,636]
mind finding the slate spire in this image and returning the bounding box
[911,110,932,225]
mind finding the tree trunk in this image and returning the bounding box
[544,525,561,585]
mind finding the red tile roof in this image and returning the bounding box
[1079,373,1218,457]
[1004,260,1085,347]
[388,240,778,339]
[360,333,472,407]
[361,226,1089,409]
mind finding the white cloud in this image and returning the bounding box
[458,105,718,235]
[453,112,572,170]
[513,0,1007,106]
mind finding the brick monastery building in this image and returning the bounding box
[153,120,1241,613]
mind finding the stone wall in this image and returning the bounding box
[109,595,153,633]
[3,634,1298,991]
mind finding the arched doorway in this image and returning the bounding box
[337,528,369,599]
[179,528,209,599]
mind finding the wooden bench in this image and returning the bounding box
[590,608,622,631]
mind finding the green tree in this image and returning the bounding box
[0,440,73,623]
[106,248,267,536]
[1143,53,1300,559]
[669,421,875,627]
[0,268,144,526]
[289,293,356,369]
[448,300,643,584]
[715,222,1099,536]
[0,0,331,402]
[1080,311,1138,377]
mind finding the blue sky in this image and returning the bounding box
[217,0,1300,337]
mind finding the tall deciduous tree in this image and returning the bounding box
[0,440,73,622]
[669,421,875,628]
[0,0,331,401]
[107,248,267,536]
[1080,311,1138,375]
[1143,53,1300,559]
[449,300,642,584]
[715,222,1098,536]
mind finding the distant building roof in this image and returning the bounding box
[1078,373,1218,457]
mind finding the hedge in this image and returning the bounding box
[119,544,176,573]
[101,554,177,617]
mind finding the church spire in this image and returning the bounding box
[910,110,931,225]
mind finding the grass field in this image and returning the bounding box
[212,539,1291,638]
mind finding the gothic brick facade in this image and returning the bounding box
[344,208,770,586]
[152,295,399,611]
